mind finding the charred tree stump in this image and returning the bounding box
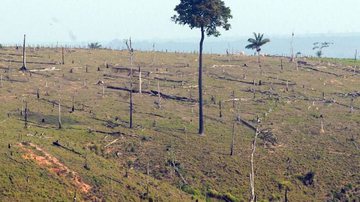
[320,114,325,134]
[219,101,223,118]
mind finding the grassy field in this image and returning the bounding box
[0,47,359,201]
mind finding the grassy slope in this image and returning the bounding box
[0,47,359,201]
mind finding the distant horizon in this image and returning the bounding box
[1,32,359,59]
[2,31,360,44]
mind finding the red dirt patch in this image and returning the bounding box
[19,142,91,193]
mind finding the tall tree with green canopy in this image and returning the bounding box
[172,0,232,135]
[245,33,270,64]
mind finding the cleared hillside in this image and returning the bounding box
[0,47,359,201]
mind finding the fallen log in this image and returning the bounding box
[150,90,196,102]
[341,67,360,74]
[107,85,197,103]
[0,59,58,65]
[89,129,138,138]
[110,65,151,76]
[303,66,341,77]
[153,77,184,84]
[237,118,257,132]
[52,140,82,156]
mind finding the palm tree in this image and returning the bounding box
[245,33,270,63]
[88,42,102,49]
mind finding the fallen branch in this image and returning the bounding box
[52,140,82,156]
[105,139,119,148]
[107,85,196,103]
[0,58,58,65]
[171,161,187,185]
[303,66,341,77]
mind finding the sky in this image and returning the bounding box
[0,0,360,44]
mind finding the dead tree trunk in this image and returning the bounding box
[232,91,236,109]
[129,86,133,129]
[230,121,235,156]
[320,115,325,134]
[157,81,161,108]
[61,47,65,65]
[151,43,156,66]
[20,34,27,71]
[219,101,222,118]
[58,100,62,129]
[286,80,289,92]
[355,49,358,61]
[250,129,260,202]
[138,66,142,94]
[350,98,354,113]
[71,96,75,112]
[290,32,294,62]
[285,188,289,202]
[125,37,134,74]
[24,102,28,128]
[102,85,105,97]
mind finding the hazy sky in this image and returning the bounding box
[1,0,360,44]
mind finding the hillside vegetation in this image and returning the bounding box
[0,47,359,201]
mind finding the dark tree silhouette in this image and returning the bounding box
[313,42,332,58]
[172,0,232,135]
[88,42,102,49]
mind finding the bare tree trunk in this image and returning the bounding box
[102,85,105,97]
[71,96,75,112]
[285,188,289,202]
[198,26,205,135]
[230,121,235,156]
[290,32,294,62]
[320,116,325,134]
[138,66,142,94]
[58,101,62,129]
[355,49,358,61]
[250,129,260,202]
[24,102,28,128]
[219,101,222,118]
[350,98,354,113]
[151,43,156,66]
[232,91,236,109]
[286,80,289,92]
[157,81,161,108]
[129,88,133,129]
[61,47,65,65]
[21,34,27,71]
